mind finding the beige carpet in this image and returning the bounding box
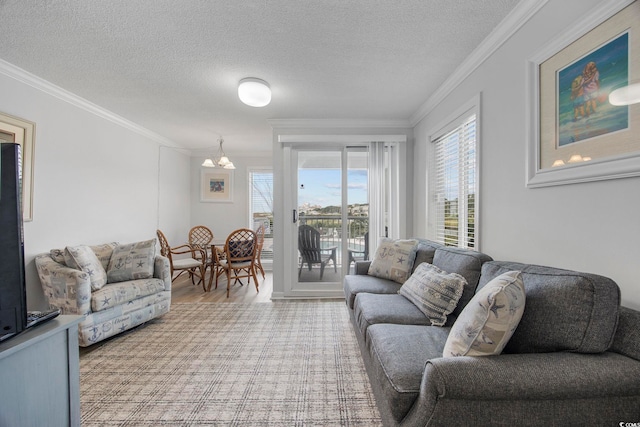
[80,301,382,426]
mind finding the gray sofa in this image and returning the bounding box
[344,239,640,426]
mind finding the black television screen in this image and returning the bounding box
[0,142,27,342]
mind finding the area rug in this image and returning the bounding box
[80,301,382,426]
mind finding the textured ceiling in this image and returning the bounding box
[0,0,522,153]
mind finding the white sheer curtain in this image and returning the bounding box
[368,141,399,253]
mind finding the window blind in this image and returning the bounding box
[249,170,273,260]
[431,114,477,249]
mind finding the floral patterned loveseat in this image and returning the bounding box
[35,239,171,346]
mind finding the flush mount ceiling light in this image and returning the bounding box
[202,137,235,169]
[609,82,640,106]
[238,77,271,107]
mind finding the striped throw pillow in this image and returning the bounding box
[398,263,466,326]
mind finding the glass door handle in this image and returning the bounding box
[292,209,298,223]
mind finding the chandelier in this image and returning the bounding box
[202,137,235,169]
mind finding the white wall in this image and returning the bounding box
[413,0,640,309]
[159,146,192,244]
[190,151,273,243]
[0,69,190,310]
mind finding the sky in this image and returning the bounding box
[250,168,368,215]
[298,169,368,208]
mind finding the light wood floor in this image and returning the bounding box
[171,268,273,303]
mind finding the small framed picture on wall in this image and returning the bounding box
[201,169,233,203]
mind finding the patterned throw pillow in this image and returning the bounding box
[90,242,119,271]
[64,245,108,291]
[53,242,118,269]
[63,248,80,269]
[443,270,525,357]
[399,263,466,326]
[367,238,419,284]
[50,248,66,265]
[107,239,156,283]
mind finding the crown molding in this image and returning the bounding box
[0,59,181,148]
[278,134,407,144]
[410,0,549,126]
[191,149,273,158]
[268,118,412,130]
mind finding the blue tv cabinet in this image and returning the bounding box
[0,315,83,426]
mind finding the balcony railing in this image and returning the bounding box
[252,214,369,266]
[298,215,368,265]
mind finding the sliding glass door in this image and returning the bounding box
[287,147,368,296]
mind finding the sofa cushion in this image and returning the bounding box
[343,239,444,309]
[411,240,442,273]
[91,278,167,312]
[81,291,171,346]
[64,245,108,291]
[432,247,493,318]
[368,238,418,284]
[443,271,525,357]
[107,239,156,283]
[354,293,431,339]
[611,306,640,361]
[478,261,620,354]
[399,263,465,326]
[343,274,402,309]
[366,323,450,424]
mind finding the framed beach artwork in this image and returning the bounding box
[0,112,35,221]
[526,0,640,187]
[201,169,233,203]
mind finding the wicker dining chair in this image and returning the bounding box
[156,229,206,290]
[188,225,214,277]
[219,228,259,298]
[207,246,227,292]
[254,224,266,279]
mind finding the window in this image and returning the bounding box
[431,112,478,249]
[249,169,273,261]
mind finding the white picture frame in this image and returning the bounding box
[526,0,640,188]
[200,169,233,203]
